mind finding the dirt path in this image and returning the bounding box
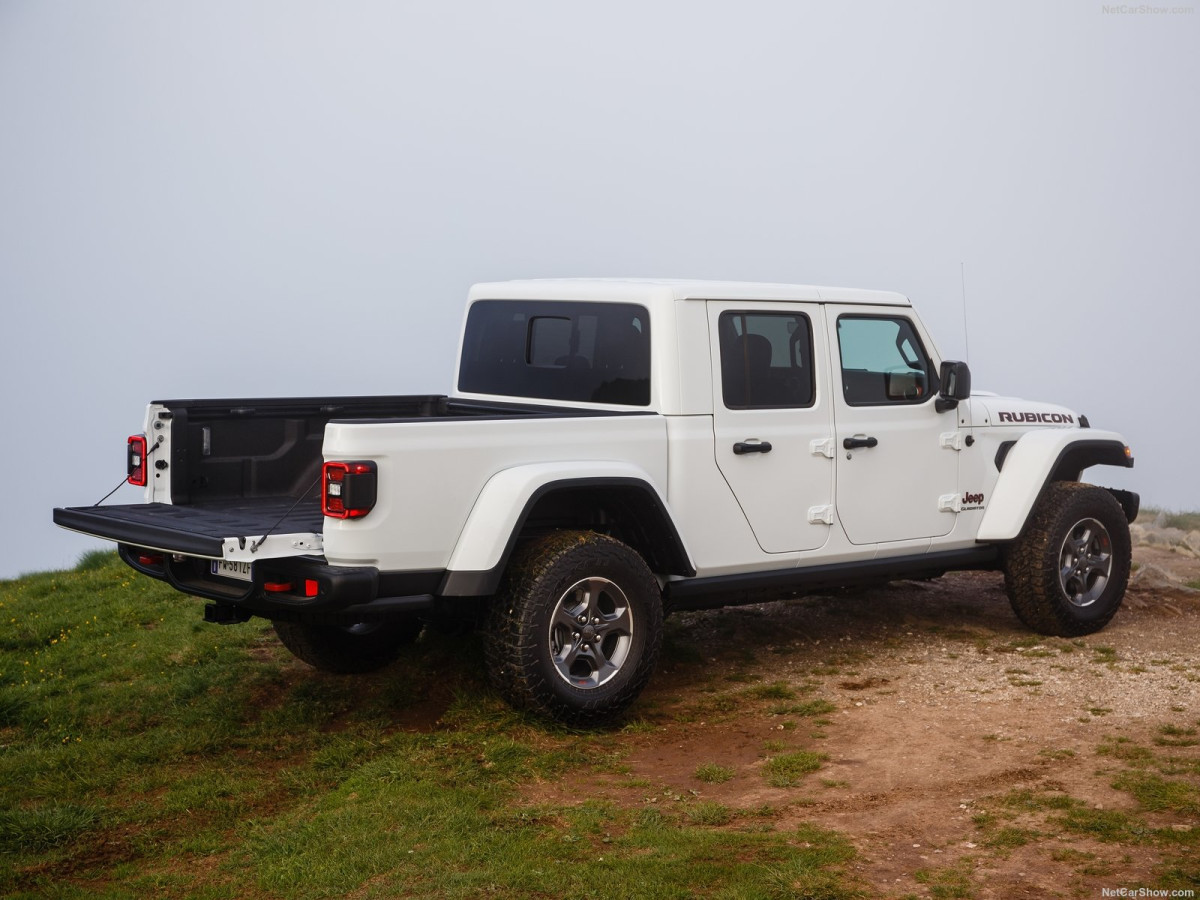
[524,545,1200,898]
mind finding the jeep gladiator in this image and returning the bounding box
[54,279,1138,723]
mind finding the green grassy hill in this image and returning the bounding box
[0,553,860,899]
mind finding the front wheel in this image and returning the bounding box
[1004,482,1131,637]
[272,616,422,673]
[484,531,663,726]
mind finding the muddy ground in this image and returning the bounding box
[524,543,1200,898]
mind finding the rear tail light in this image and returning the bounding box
[322,461,378,519]
[127,435,148,486]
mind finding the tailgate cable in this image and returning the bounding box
[248,474,322,554]
[92,439,163,506]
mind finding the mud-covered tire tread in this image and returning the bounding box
[483,530,663,727]
[1004,482,1131,637]
[272,616,422,673]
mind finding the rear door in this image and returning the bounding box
[708,301,834,553]
[825,306,959,544]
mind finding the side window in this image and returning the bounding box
[836,315,935,405]
[719,311,814,409]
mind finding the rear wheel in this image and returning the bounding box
[484,530,663,726]
[272,616,422,673]
[1004,482,1131,637]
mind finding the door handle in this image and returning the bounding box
[733,440,773,455]
[842,436,879,450]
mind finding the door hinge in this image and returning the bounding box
[938,493,962,513]
[809,438,836,459]
[808,504,834,525]
[940,432,965,451]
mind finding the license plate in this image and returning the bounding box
[211,560,253,582]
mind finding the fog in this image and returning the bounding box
[2,1,1197,578]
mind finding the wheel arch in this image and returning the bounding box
[977,430,1135,542]
[439,463,695,597]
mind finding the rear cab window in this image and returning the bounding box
[458,300,651,406]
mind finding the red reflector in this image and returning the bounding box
[127,435,148,486]
[263,581,294,593]
[137,553,164,567]
[304,579,319,597]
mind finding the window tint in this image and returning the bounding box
[836,315,935,405]
[719,312,814,409]
[458,300,650,406]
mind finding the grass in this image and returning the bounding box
[1111,771,1200,815]
[914,861,976,899]
[1155,725,1199,748]
[1138,507,1200,531]
[769,698,838,718]
[1090,646,1118,664]
[970,733,1200,891]
[1037,748,1076,761]
[693,762,735,784]
[763,750,828,787]
[745,680,798,701]
[0,555,867,898]
[684,801,732,826]
[0,803,100,852]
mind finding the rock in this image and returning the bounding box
[1144,527,1188,548]
[1187,530,1200,555]
[1129,563,1200,596]
[1130,564,1181,590]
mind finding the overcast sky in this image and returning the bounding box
[1,1,1197,578]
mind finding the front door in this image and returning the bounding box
[709,301,834,553]
[825,306,960,545]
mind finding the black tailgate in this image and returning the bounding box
[53,499,322,558]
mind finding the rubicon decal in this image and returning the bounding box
[997,411,1074,424]
[962,492,985,510]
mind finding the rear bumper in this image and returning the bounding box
[118,545,440,620]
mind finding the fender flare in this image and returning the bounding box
[976,430,1133,542]
[438,461,695,596]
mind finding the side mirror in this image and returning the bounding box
[935,360,971,412]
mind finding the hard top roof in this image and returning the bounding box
[468,278,910,306]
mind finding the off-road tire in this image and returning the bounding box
[1004,482,1131,637]
[272,616,422,673]
[483,530,663,727]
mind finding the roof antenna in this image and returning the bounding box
[960,262,970,363]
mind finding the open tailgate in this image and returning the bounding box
[53,499,323,562]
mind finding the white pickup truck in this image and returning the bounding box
[55,279,1138,724]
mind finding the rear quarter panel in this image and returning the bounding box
[320,414,669,572]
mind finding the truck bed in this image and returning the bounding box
[52,393,652,559]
